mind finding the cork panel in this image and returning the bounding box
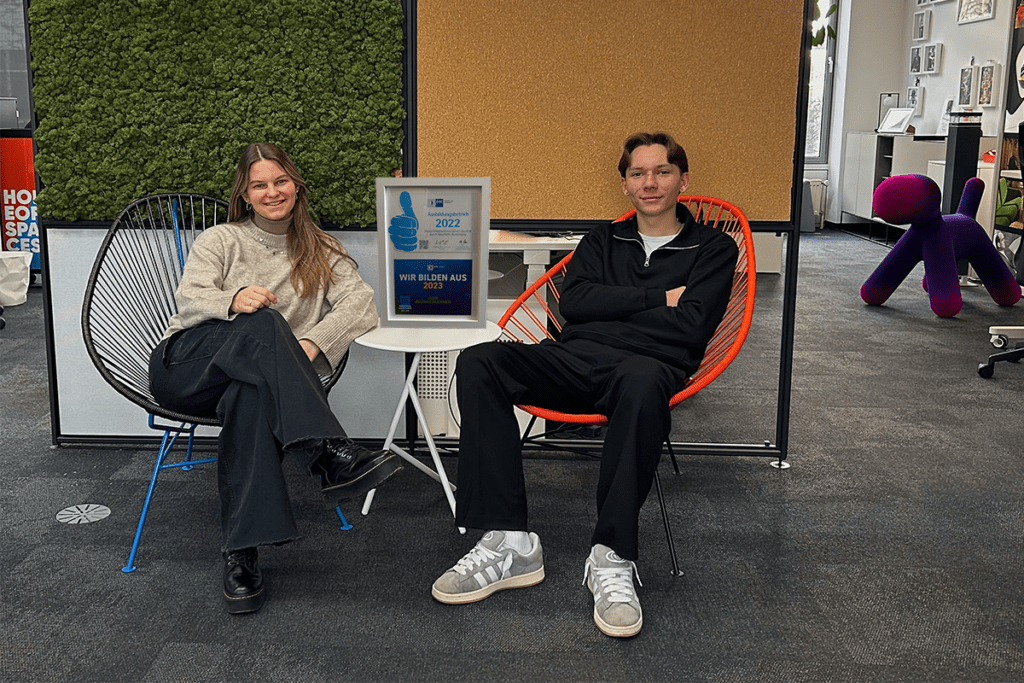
[417,1,804,222]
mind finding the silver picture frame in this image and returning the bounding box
[375,177,491,328]
[957,0,995,24]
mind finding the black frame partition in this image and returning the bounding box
[38,0,811,464]
[399,0,811,465]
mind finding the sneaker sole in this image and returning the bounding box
[431,566,545,604]
[593,609,642,638]
[321,453,403,509]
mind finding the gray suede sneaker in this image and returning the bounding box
[583,543,643,637]
[431,531,545,604]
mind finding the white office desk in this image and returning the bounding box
[355,322,502,518]
[488,230,580,284]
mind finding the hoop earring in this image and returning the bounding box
[245,202,253,212]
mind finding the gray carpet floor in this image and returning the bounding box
[2,229,1024,682]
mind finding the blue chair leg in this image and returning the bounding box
[180,428,197,471]
[124,420,353,573]
[122,428,178,573]
[335,506,353,530]
[123,420,214,573]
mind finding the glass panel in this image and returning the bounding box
[805,0,838,163]
[806,45,827,158]
[0,0,32,129]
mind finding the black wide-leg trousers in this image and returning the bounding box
[149,308,347,552]
[453,338,687,561]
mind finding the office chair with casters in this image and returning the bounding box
[978,326,1024,377]
[978,126,1024,377]
[497,195,757,576]
[81,193,351,573]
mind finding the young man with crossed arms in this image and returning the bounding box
[432,132,738,637]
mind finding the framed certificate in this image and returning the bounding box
[375,177,491,327]
[877,107,915,135]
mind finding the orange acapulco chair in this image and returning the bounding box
[497,195,756,576]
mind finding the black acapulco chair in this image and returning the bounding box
[81,193,349,573]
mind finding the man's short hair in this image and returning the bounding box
[617,132,689,177]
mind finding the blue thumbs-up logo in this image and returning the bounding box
[388,191,418,252]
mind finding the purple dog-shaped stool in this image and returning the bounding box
[860,174,1021,317]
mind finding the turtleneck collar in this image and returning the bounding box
[242,213,291,250]
[252,211,292,236]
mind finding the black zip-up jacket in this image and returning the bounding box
[559,203,739,376]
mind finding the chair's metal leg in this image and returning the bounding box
[519,414,539,448]
[653,469,682,577]
[665,437,681,475]
[335,506,353,530]
[181,426,196,471]
[122,429,178,573]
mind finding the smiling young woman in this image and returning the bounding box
[228,143,355,300]
[148,142,402,615]
[244,159,297,222]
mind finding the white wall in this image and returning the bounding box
[827,0,1011,223]
[826,0,905,222]
[902,0,1011,137]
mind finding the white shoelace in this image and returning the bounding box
[584,562,643,603]
[452,542,503,576]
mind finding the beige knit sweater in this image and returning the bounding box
[163,214,379,376]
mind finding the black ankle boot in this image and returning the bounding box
[223,548,265,615]
[310,439,403,509]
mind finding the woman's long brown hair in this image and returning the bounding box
[228,143,356,298]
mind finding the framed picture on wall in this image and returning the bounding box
[910,46,924,74]
[959,64,980,107]
[924,43,943,74]
[958,0,995,23]
[913,11,931,41]
[978,61,1000,106]
[907,86,925,115]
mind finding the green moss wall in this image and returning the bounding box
[29,0,405,225]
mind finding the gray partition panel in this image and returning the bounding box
[330,232,408,440]
[47,228,405,441]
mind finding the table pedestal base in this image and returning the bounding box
[361,351,458,517]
